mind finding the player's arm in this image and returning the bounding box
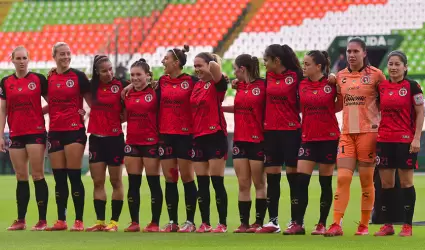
[222,105,234,113]
[334,84,343,113]
[0,99,7,152]
[37,73,49,114]
[410,81,424,153]
[209,61,222,83]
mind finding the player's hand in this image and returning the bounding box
[121,84,133,99]
[328,73,336,85]
[231,79,239,89]
[410,138,420,153]
[0,138,6,152]
[223,73,230,83]
[48,67,57,77]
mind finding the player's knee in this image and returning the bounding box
[93,178,105,189]
[399,178,413,188]
[252,177,265,191]
[31,171,45,181]
[109,177,123,190]
[336,173,352,187]
[238,179,251,193]
[15,171,29,181]
[380,178,395,189]
[180,172,193,183]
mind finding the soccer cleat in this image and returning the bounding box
[124,222,140,232]
[399,224,412,237]
[246,223,261,233]
[374,224,395,236]
[31,220,48,231]
[161,221,179,232]
[354,223,369,236]
[7,220,26,231]
[45,220,68,231]
[178,221,196,233]
[104,220,118,232]
[324,223,343,237]
[196,223,212,233]
[85,221,106,232]
[311,223,326,235]
[142,222,160,232]
[283,222,305,235]
[233,224,249,233]
[256,222,281,233]
[70,220,84,232]
[211,223,227,233]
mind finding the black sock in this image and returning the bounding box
[127,174,142,223]
[147,175,163,224]
[52,169,69,221]
[319,175,333,225]
[197,175,210,225]
[34,178,49,221]
[402,186,416,225]
[16,180,30,220]
[183,181,197,223]
[380,188,393,224]
[211,176,228,226]
[67,169,85,221]
[94,199,106,221]
[287,173,299,223]
[296,173,311,225]
[111,200,123,222]
[165,182,179,223]
[255,198,267,225]
[267,173,281,225]
[238,201,251,226]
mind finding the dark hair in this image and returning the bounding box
[387,50,408,77]
[235,54,260,80]
[90,54,111,102]
[348,37,370,68]
[264,44,302,76]
[131,58,153,83]
[306,50,331,76]
[168,44,189,69]
[195,52,222,65]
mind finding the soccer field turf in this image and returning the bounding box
[0,175,424,250]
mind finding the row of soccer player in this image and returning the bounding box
[0,38,422,236]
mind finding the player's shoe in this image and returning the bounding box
[233,224,249,233]
[354,223,369,236]
[161,221,179,232]
[324,223,343,237]
[124,222,140,232]
[246,223,261,233]
[374,224,394,236]
[70,220,84,232]
[196,223,212,233]
[283,222,305,235]
[31,220,48,231]
[142,222,160,232]
[178,221,196,233]
[104,220,118,232]
[211,224,227,233]
[45,220,68,231]
[7,220,26,231]
[86,221,106,232]
[256,222,281,233]
[399,224,412,237]
[311,223,326,235]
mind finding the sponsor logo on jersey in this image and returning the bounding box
[66,80,74,88]
[341,77,347,84]
[28,82,36,90]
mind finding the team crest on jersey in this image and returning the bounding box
[181,81,189,90]
[361,75,370,84]
[28,82,36,90]
[232,146,240,155]
[204,82,211,89]
[111,85,119,93]
[66,79,74,88]
[298,147,305,156]
[158,146,165,156]
[285,76,294,85]
[124,145,132,153]
[145,94,153,102]
[324,85,332,94]
[252,87,260,96]
[399,87,407,97]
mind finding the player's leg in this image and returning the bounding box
[123,153,143,233]
[248,156,266,233]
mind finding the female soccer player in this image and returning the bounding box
[374,51,423,237]
[284,50,340,235]
[85,55,128,232]
[45,42,92,231]
[123,59,163,233]
[191,52,228,233]
[0,46,49,231]
[223,54,267,233]
[256,44,303,234]
[324,37,386,237]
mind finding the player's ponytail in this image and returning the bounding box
[321,51,331,76]
[235,54,260,81]
[265,44,302,78]
[169,44,189,69]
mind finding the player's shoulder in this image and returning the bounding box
[29,72,47,81]
[1,74,14,85]
[336,68,350,77]
[367,66,384,76]
[406,78,422,90]
[70,68,88,78]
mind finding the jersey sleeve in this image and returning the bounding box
[74,69,90,94]
[409,80,423,106]
[215,75,228,92]
[34,73,48,96]
[0,77,7,99]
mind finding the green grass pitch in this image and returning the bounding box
[0,175,424,250]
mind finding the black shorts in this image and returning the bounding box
[298,140,338,164]
[89,134,125,166]
[192,131,228,162]
[8,133,47,149]
[47,128,87,153]
[124,144,158,158]
[264,129,301,167]
[232,141,264,161]
[376,142,418,169]
[158,134,193,160]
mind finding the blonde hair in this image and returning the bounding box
[11,46,28,59]
[52,42,69,57]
